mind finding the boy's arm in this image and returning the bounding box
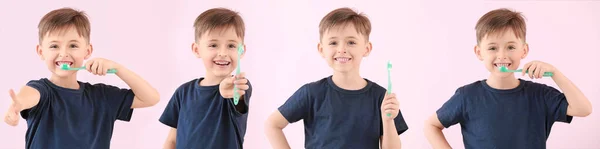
[380,120,402,149]
[113,64,160,109]
[163,128,177,149]
[424,113,452,149]
[4,86,41,126]
[265,111,292,149]
[552,71,592,117]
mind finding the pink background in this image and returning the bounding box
[1,0,599,148]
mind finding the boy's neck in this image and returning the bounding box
[200,74,227,86]
[486,74,520,90]
[331,71,367,90]
[49,74,80,90]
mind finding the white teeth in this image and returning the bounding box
[335,58,350,62]
[55,62,72,66]
[214,61,230,65]
[494,63,510,67]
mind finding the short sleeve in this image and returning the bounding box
[542,85,572,123]
[278,84,311,123]
[436,88,466,128]
[229,80,253,116]
[21,80,50,119]
[380,109,409,135]
[101,84,135,121]
[159,89,181,128]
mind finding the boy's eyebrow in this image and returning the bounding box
[328,36,358,40]
[48,40,81,43]
[487,41,517,45]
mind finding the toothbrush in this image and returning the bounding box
[233,43,244,105]
[386,61,392,117]
[498,66,553,77]
[61,64,117,74]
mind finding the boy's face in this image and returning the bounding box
[193,26,245,78]
[475,28,528,78]
[318,23,372,74]
[36,26,92,77]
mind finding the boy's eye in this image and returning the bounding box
[508,46,516,50]
[70,44,78,48]
[348,41,356,45]
[209,44,217,48]
[50,45,58,49]
[329,41,337,45]
[228,44,236,48]
[488,47,496,50]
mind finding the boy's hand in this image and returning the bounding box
[522,60,557,79]
[85,58,120,76]
[219,72,249,99]
[4,89,22,126]
[381,93,399,121]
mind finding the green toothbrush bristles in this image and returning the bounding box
[499,66,510,72]
[61,64,70,70]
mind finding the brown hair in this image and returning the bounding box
[194,8,245,42]
[475,8,527,44]
[319,7,371,41]
[38,7,91,44]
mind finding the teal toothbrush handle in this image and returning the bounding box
[386,65,392,117]
[66,67,117,74]
[511,69,553,77]
[233,57,241,105]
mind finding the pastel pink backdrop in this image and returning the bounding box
[0,0,598,149]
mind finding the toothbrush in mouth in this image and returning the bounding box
[61,64,117,74]
[498,66,553,77]
[233,43,244,105]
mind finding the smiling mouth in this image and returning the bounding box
[494,63,511,68]
[334,57,351,62]
[55,61,73,67]
[214,60,231,66]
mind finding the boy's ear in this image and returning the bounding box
[363,41,372,57]
[317,42,325,58]
[474,45,483,61]
[521,43,529,59]
[36,45,44,60]
[192,42,201,58]
[84,44,93,60]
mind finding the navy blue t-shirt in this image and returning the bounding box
[20,78,135,149]
[437,79,572,149]
[159,78,252,149]
[278,76,409,149]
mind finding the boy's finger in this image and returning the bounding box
[9,89,17,103]
[235,72,246,79]
[236,85,249,90]
[234,79,248,84]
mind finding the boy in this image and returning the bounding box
[424,8,592,149]
[3,7,161,149]
[265,7,408,149]
[159,8,252,149]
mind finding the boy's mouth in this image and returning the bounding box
[493,63,511,68]
[213,60,231,66]
[55,61,73,67]
[334,57,352,63]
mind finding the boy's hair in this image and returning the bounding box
[38,7,91,44]
[319,7,371,41]
[194,8,245,42]
[475,8,527,44]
